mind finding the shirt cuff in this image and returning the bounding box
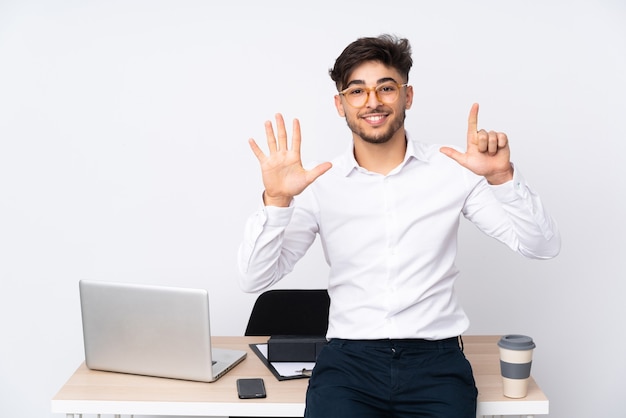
[488,163,528,203]
[260,198,296,227]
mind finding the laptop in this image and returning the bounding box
[79,280,247,382]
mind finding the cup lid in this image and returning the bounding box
[498,334,536,350]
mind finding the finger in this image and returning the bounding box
[291,118,302,155]
[264,120,277,153]
[306,161,333,183]
[439,146,465,165]
[476,129,489,153]
[248,138,267,162]
[497,132,508,149]
[487,130,499,155]
[467,103,479,144]
[275,113,288,151]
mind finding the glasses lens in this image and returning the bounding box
[376,83,400,104]
[343,86,367,107]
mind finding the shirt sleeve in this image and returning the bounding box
[237,195,319,293]
[463,164,561,259]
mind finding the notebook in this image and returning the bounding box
[79,280,247,382]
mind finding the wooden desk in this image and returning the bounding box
[51,336,548,417]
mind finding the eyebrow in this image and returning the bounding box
[344,77,398,88]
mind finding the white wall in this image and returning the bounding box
[0,1,624,417]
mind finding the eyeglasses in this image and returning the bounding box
[338,82,408,108]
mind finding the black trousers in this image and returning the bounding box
[304,337,477,418]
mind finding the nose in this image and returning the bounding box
[365,88,382,108]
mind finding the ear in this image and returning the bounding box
[404,85,414,110]
[334,95,346,117]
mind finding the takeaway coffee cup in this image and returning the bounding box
[498,335,536,398]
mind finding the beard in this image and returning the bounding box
[345,107,407,144]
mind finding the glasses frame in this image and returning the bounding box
[338,82,408,108]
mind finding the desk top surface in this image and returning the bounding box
[52,335,548,416]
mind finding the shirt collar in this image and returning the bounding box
[336,133,430,177]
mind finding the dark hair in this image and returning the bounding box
[329,34,413,91]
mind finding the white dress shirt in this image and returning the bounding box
[238,137,560,340]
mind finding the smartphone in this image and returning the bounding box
[236,378,267,399]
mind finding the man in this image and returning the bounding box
[238,34,560,417]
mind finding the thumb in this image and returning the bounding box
[439,146,464,164]
[306,162,332,183]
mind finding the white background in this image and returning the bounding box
[0,1,624,417]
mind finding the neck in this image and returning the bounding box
[353,129,407,175]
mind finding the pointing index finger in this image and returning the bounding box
[467,103,479,141]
